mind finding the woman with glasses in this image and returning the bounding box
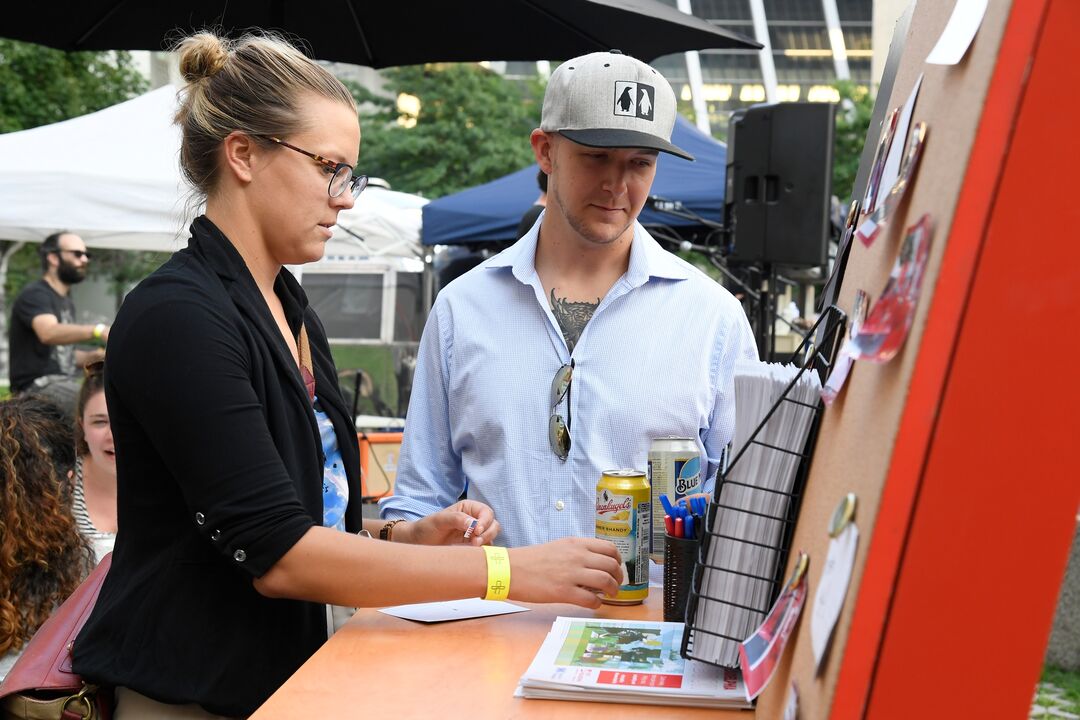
[71,31,620,719]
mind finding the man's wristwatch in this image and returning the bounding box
[92,323,106,341]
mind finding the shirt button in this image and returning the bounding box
[233,549,247,562]
[195,512,205,526]
[555,500,565,511]
[210,529,221,542]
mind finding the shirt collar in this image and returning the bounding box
[485,212,692,287]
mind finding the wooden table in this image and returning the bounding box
[251,592,753,718]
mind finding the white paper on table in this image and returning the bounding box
[877,74,923,202]
[378,598,529,623]
[810,523,859,669]
[926,0,989,65]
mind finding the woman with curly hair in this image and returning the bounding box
[0,394,94,681]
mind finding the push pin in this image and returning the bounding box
[828,493,857,538]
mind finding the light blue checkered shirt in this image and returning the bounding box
[380,220,758,547]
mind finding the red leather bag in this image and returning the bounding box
[0,553,113,720]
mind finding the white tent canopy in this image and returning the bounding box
[0,85,426,258]
[0,85,190,250]
[320,187,427,266]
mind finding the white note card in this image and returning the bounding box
[810,523,859,669]
[926,0,989,65]
[378,598,529,623]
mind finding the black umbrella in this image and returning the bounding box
[1,0,760,67]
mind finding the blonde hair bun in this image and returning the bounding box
[177,32,230,82]
[172,29,355,199]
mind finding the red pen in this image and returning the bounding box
[664,514,675,536]
[674,516,684,539]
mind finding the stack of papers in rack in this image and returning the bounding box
[517,617,750,709]
[692,360,822,667]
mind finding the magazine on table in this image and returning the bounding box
[517,617,751,709]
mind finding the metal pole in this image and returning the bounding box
[676,0,712,136]
[748,0,779,104]
[822,0,852,80]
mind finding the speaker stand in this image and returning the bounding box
[754,263,778,362]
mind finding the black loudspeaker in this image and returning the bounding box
[724,102,835,267]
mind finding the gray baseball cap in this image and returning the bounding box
[540,50,693,161]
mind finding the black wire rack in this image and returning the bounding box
[680,304,847,667]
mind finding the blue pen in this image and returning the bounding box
[660,494,674,517]
[685,513,695,540]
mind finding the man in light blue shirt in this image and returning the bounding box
[381,50,757,548]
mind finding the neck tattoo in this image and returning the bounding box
[550,289,600,354]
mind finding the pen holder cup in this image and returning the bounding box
[663,533,700,622]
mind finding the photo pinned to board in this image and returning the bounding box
[861,73,924,236]
[848,214,934,364]
[738,551,810,701]
[860,107,900,221]
[820,289,870,406]
[856,121,928,247]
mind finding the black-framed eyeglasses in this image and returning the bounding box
[263,136,369,199]
[548,359,574,461]
[59,249,92,260]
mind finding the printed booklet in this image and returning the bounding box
[517,617,751,709]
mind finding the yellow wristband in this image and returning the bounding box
[481,545,510,601]
[92,323,106,341]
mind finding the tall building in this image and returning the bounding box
[650,0,873,139]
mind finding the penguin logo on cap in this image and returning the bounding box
[613,82,655,121]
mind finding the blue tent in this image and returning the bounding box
[421,115,727,246]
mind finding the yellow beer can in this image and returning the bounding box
[596,469,651,605]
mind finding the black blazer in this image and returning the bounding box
[73,217,363,716]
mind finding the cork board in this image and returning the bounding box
[745,1,1017,717]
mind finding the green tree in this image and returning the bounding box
[2,244,41,302]
[833,80,875,203]
[90,249,171,310]
[0,39,147,382]
[0,40,147,133]
[349,63,544,198]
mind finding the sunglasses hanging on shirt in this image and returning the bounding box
[548,359,574,460]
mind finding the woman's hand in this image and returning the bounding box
[390,500,501,547]
[507,538,622,609]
